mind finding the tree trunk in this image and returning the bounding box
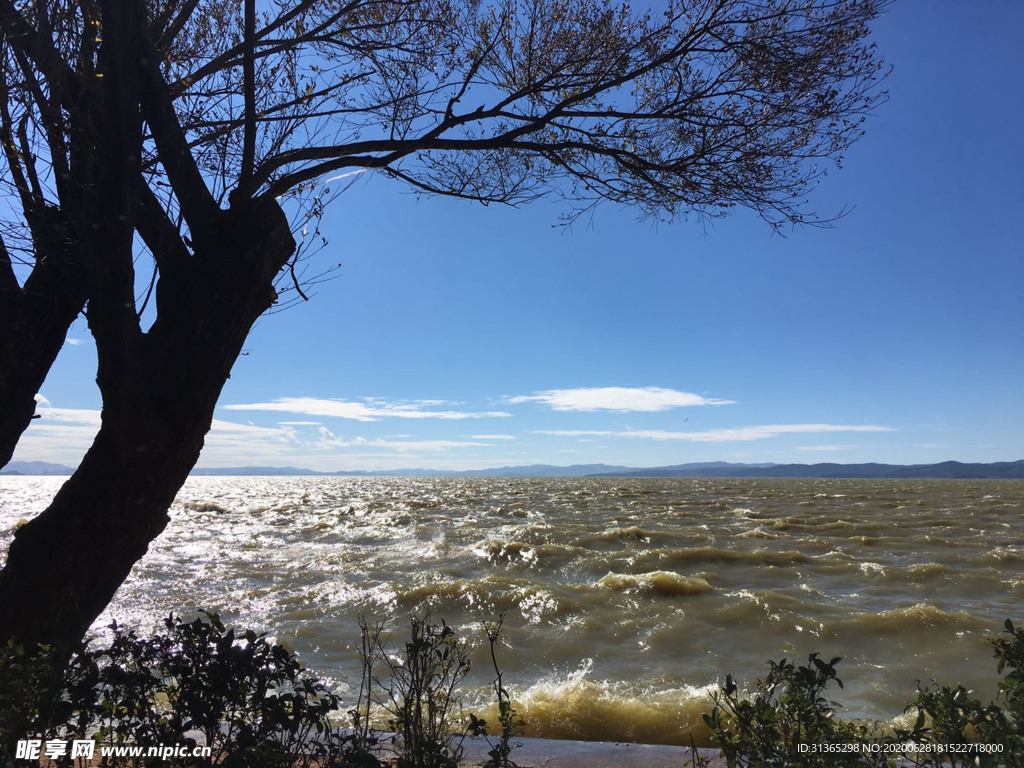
[0,197,295,649]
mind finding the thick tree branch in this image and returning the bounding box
[133,178,192,273]
[0,232,17,293]
[134,15,222,247]
[0,0,78,94]
[238,0,257,193]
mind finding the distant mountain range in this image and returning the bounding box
[4,459,1023,479]
[590,459,1024,479]
[0,460,76,475]
[188,463,639,477]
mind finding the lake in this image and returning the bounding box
[2,476,1021,746]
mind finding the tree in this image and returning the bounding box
[0,0,889,648]
[0,0,122,468]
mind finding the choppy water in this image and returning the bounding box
[2,476,1023,746]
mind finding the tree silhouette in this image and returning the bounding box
[0,0,889,647]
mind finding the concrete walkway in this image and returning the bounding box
[459,736,725,767]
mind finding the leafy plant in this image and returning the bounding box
[2,611,522,768]
[2,612,375,767]
[702,653,885,768]
[96,611,358,767]
[896,619,1024,768]
[897,683,1006,768]
[14,611,1022,768]
[476,614,523,768]
[0,639,100,762]
[991,618,1024,759]
[702,620,1024,768]
[363,614,473,768]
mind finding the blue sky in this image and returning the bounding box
[16,1,1024,471]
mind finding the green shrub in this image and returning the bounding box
[1,613,376,767]
[897,683,1007,768]
[991,618,1024,759]
[895,619,1024,768]
[11,612,1019,767]
[1,611,517,768]
[0,639,100,762]
[95,612,362,767]
[459,614,523,768]
[354,612,522,768]
[360,614,472,768]
[701,619,1024,768]
[701,653,884,767]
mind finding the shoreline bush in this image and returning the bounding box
[698,619,1024,768]
[1,616,1021,766]
[0,612,517,768]
[2,612,368,767]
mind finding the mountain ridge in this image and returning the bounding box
[4,459,1023,479]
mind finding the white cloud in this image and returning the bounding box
[796,445,850,451]
[13,409,101,465]
[373,439,491,453]
[34,393,51,407]
[64,338,90,346]
[208,420,495,459]
[507,386,734,412]
[536,424,895,442]
[470,434,516,440]
[307,425,491,453]
[35,407,102,426]
[209,419,295,439]
[629,425,894,442]
[533,430,615,437]
[16,424,98,447]
[223,396,510,421]
[13,412,306,468]
[13,406,506,469]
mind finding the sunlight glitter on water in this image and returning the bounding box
[2,475,1022,745]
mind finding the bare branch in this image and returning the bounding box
[154,0,203,54]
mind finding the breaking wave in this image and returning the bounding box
[596,571,713,597]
